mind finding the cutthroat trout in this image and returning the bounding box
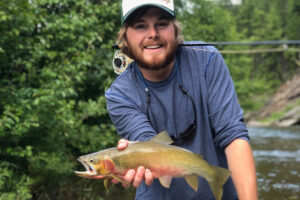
[74,131,231,200]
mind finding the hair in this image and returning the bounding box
[116,7,184,57]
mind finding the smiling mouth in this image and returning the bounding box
[144,44,163,49]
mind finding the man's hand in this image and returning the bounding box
[111,139,154,188]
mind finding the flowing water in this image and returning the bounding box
[108,126,300,200]
[248,126,300,200]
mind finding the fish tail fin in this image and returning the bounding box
[208,166,231,200]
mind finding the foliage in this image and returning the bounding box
[229,0,299,111]
[0,0,121,199]
[178,0,238,42]
[0,0,299,199]
[176,0,299,112]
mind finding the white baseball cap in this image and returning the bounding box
[122,0,175,24]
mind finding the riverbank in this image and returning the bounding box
[246,71,300,127]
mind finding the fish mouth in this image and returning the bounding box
[74,159,104,179]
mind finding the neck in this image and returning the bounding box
[138,60,175,82]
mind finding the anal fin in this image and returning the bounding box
[158,175,173,188]
[184,175,199,191]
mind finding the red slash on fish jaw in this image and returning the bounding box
[89,175,106,179]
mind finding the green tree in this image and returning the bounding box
[235,0,299,81]
[0,0,123,199]
[221,0,299,111]
[178,0,237,42]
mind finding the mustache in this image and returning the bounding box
[143,41,165,47]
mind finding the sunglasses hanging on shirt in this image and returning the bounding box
[138,57,197,141]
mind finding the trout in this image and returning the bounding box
[74,131,231,200]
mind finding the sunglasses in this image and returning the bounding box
[143,63,197,140]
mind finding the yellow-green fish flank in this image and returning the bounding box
[74,131,231,200]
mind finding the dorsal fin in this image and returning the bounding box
[150,131,174,144]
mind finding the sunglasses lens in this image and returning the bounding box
[145,67,197,141]
[179,123,196,138]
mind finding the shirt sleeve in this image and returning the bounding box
[205,52,249,149]
[105,88,156,141]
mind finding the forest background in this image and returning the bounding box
[0,0,299,199]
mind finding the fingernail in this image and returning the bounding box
[117,141,125,149]
[128,169,135,175]
[139,166,145,171]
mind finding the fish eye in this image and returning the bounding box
[89,158,94,163]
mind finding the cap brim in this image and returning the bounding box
[122,4,175,24]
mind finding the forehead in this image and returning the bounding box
[126,6,173,25]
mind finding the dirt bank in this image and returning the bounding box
[247,71,300,127]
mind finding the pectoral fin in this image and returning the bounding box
[104,179,110,190]
[109,174,130,186]
[184,175,199,191]
[158,175,173,188]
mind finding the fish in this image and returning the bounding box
[74,131,231,200]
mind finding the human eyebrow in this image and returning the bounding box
[158,15,172,21]
[129,19,145,27]
[134,19,145,23]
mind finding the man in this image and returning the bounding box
[105,0,258,199]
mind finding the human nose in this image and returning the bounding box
[147,25,159,39]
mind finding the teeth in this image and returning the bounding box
[145,45,161,49]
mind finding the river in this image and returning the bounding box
[248,125,300,200]
[107,126,300,200]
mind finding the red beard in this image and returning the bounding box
[127,40,178,71]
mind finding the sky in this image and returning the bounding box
[231,0,241,5]
[208,0,242,5]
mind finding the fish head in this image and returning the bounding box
[74,154,115,179]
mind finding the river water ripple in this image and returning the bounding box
[248,126,300,200]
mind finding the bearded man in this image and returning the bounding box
[105,0,258,199]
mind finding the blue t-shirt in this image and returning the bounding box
[105,44,248,200]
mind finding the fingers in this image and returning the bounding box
[113,166,154,188]
[132,166,145,188]
[122,169,135,188]
[117,139,129,150]
[144,168,154,186]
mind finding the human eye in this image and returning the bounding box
[157,21,170,28]
[133,23,146,30]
